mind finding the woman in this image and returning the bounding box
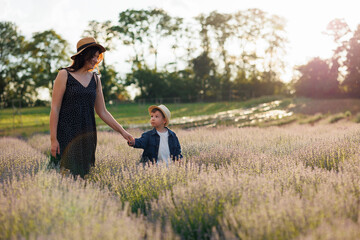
[50,37,133,178]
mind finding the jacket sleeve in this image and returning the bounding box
[133,132,148,149]
[174,134,183,159]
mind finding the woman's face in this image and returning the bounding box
[85,51,100,70]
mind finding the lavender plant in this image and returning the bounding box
[0,171,177,240]
[1,122,360,239]
[0,138,47,182]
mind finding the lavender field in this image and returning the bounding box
[1,123,360,239]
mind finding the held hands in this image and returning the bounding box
[128,139,135,146]
[127,131,135,146]
[121,130,135,146]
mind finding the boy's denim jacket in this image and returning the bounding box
[133,127,182,163]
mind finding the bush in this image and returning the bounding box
[354,113,360,123]
[329,113,345,123]
[344,110,352,117]
[299,113,323,125]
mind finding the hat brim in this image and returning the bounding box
[148,105,169,127]
[70,43,106,60]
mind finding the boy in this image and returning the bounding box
[128,104,182,166]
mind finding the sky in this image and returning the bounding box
[1,0,360,97]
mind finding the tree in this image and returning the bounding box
[125,67,167,99]
[262,14,288,80]
[342,25,360,97]
[147,9,182,70]
[325,18,351,46]
[113,8,181,70]
[100,65,129,102]
[166,19,198,71]
[178,21,201,69]
[324,18,351,83]
[112,9,152,69]
[294,57,339,98]
[205,11,233,99]
[232,9,266,73]
[83,20,128,102]
[165,70,197,102]
[205,11,233,75]
[191,52,217,100]
[192,13,223,100]
[26,30,69,92]
[5,57,37,106]
[195,14,211,55]
[0,22,25,105]
[232,9,287,80]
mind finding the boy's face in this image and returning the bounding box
[150,110,166,128]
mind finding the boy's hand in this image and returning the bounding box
[127,139,135,146]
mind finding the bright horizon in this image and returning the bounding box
[2,0,360,99]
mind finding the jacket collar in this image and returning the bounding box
[151,127,175,136]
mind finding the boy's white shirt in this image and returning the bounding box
[156,129,170,166]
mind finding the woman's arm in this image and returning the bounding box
[94,74,134,142]
[49,69,67,157]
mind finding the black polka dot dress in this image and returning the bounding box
[57,70,97,178]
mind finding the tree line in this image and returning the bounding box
[2,9,358,108]
[0,8,289,107]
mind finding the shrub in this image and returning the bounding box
[329,113,345,123]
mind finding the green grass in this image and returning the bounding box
[0,96,280,137]
[3,96,360,138]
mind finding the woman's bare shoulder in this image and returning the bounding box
[55,69,68,83]
[58,68,68,75]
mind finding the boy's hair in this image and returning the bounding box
[151,108,165,118]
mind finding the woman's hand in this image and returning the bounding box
[51,139,60,157]
[121,131,134,143]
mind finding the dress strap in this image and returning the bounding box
[93,72,99,86]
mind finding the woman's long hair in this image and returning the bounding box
[61,46,104,72]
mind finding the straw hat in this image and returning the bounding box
[148,104,171,127]
[71,37,106,60]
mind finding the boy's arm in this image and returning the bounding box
[174,135,183,159]
[132,132,149,149]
